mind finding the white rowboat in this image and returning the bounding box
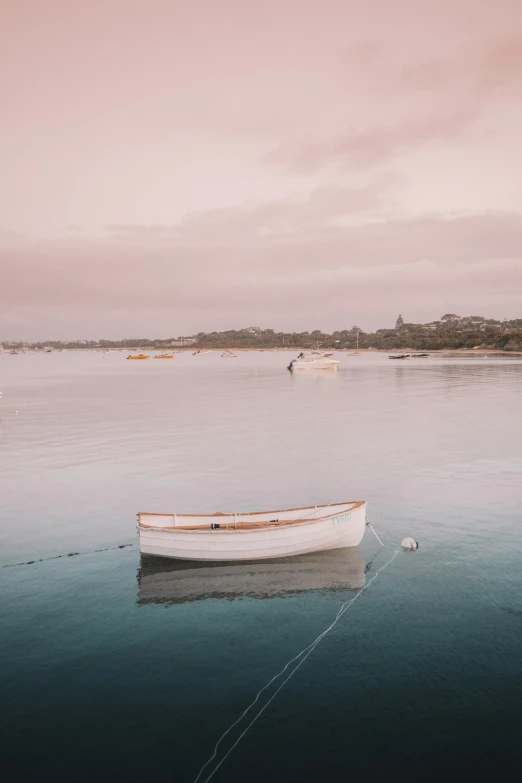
[138,500,366,561]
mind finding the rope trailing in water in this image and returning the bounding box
[193,546,399,783]
[1,542,136,569]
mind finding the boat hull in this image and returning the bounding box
[138,501,366,561]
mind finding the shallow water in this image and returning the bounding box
[1,351,521,781]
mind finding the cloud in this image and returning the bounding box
[266,111,478,172]
[0,231,26,242]
[266,35,522,174]
[400,59,459,90]
[105,178,399,244]
[0,311,30,326]
[400,37,522,94]
[2,210,521,338]
[478,36,522,94]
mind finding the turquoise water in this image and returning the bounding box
[1,351,521,781]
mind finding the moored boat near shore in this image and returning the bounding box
[138,500,366,561]
[127,354,150,360]
[154,354,174,359]
[288,354,340,371]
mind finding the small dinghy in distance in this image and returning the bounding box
[138,500,367,561]
[127,353,150,360]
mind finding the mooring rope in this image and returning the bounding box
[1,542,136,569]
[193,547,400,783]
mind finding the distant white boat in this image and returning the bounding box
[288,354,340,371]
[221,350,237,357]
[297,350,334,359]
[138,500,366,561]
[192,350,213,355]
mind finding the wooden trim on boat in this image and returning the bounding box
[137,500,364,519]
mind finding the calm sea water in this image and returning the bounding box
[1,351,521,782]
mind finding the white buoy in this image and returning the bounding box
[401,537,418,551]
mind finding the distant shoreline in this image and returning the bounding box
[6,347,520,356]
[3,314,522,354]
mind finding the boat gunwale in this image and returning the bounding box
[138,501,366,533]
[138,500,364,519]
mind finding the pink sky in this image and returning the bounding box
[1,0,522,339]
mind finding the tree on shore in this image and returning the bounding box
[441,314,460,323]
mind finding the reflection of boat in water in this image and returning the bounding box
[137,546,366,605]
[138,500,366,561]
